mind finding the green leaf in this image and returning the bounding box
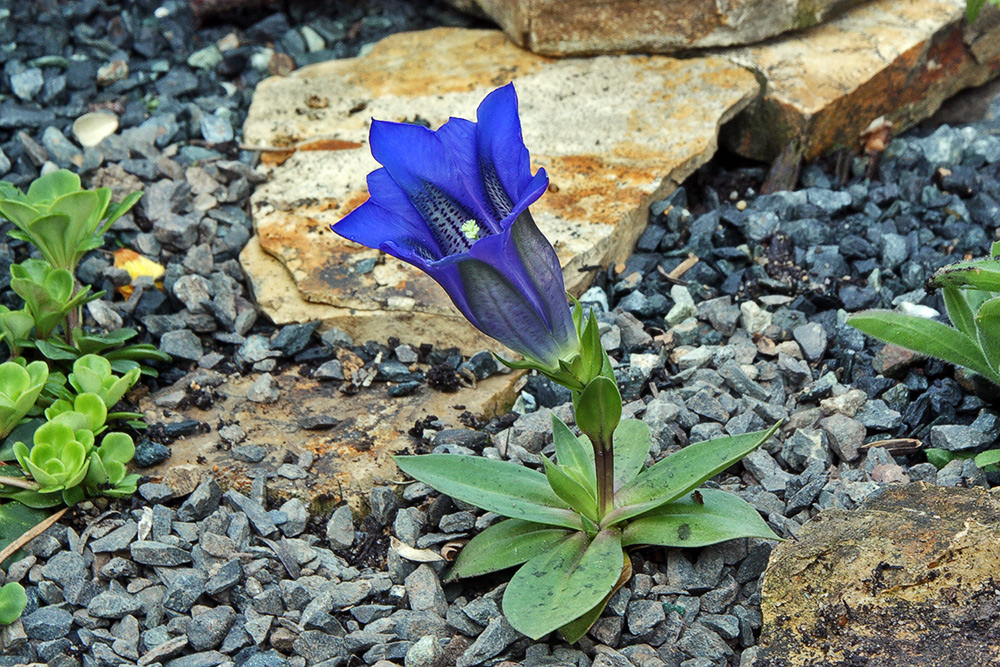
[942,287,976,337]
[551,414,595,490]
[609,424,779,525]
[445,518,572,581]
[0,419,43,461]
[930,259,1000,292]
[992,240,1000,258]
[622,488,778,547]
[393,454,583,530]
[974,449,1000,468]
[0,200,40,229]
[847,311,998,383]
[611,420,651,491]
[575,376,621,450]
[542,457,597,521]
[0,501,52,568]
[975,297,1000,372]
[502,528,624,640]
[0,582,27,625]
[25,169,80,204]
[558,555,632,643]
[925,448,969,469]
[99,191,142,235]
[969,0,989,22]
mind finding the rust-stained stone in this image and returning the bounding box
[444,0,867,56]
[756,483,1000,667]
[724,0,1000,162]
[241,28,759,353]
[140,367,524,510]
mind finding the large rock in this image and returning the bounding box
[756,483,1000,667]
[445,0,867,55]
[141,368,524,510]
[724,0,1000,161]
[242,28,759,354]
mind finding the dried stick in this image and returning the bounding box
[0,507,69,567]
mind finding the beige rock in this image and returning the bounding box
[242,28,759,354]
[724,0,1000,161]
[140,366,525,510]
[757,483,1000,666]
[445,0,867,55]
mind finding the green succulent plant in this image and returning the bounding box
[10,260,98,340]
[0,360,48,439]
[68,355,140,408]
[83,432,138,498]
[34,327,170,378]
[12,419,94,495]
[0,169,141,274]
[45,393,108,435]
[0,306,34,358]
[0,582,26,625]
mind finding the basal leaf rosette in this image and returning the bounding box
[10,259,98,339]
[12,419,94,493]
[0,360,48,438]
[45,393,109,435]
[68,354,141,408]
[0,169,141,273]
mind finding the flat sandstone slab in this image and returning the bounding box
[446,0,866,55]
[756,483,1000,667]
[141,368,524,510]
[242,28,759,353]
[725,0,1000,161]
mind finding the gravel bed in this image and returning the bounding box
[2,1,1000,667]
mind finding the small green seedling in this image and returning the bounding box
[10,260,98,340]
[0,582,26,625]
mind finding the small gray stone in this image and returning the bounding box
[131,541,192,566]
[929,424,989,452]
[456,616,520,667]
[11,68,44,101]
[177,478,222,522]
[89,522,138,553]
[792,322,828,362]
[405,565,448,617]
[224,490,278,537]
[856,400,902,431]
[22,606,73,640]
[232,444,267,463]
[405,635,443,667]
[163,571,207,612]
[820,413,865,462]
[247,373,280,403]
[88,591,143,619]
[41,551,87,588]
[781,429,831,471]
[160,329,204,361]
[188,606,236,651]
[627,599,666,635]
[278,498,309,537]
[205,559,242,596]
[326,505,355,554]
[200,114,234,143]
[369,486,400,524]
[292,630,348,663]
[677,622,733,660]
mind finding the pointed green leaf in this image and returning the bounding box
[503,528,623,639]
[0,501,52,568]
[542,457,597,521]
[611,420,651,491]
[394,454,583,530]
[558,554,632,643]
[99,191,142,234]
[930,259,1000,292]
[975,297,1000,371]
[847,311,998,383]
[925,448,965,469]
[622,488,778,547]
[445,518,572,581]
[969,0,988,22]
[943,286,976,337]
[575,376,621,450]
[609,424,779,525]
[552,414,595,490]
[974,449,1000,468]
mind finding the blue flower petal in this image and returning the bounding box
[476,84,534,218]
[435,118,503,234]
[369,120,492,255]
[334,198,441,265]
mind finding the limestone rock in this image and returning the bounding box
[242,28,759,354]
[140,367,524,509]
[724,0,1000,161]
[757,483,1000,666]
[445,0,866,55]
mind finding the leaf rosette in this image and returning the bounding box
[0,360,47,439]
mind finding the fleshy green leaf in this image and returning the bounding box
[558,555,632,643]
[25,169,80,203]
[975,297,1000,372]
[394,454,582,530]
[974,449,1000,468]
[0,419,43,462]
[542,457,597,521]
[445,518,572,581]
[609,424,780,525]
[942,286,976,337]
[847,311,999,383]
[622,488,778,547]
[0,502,52,568]
[925,448,970,469]
[930,259,1000,292]
[0,582,27,625]
[503,528,624,640]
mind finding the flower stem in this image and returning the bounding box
[594,438,614,519]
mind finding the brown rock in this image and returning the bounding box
[757,483,1000,667]
[241,28,759,354]
[446,0,866,56]
[140,367,524,509]
[872,342,922,377]
[724,0,1000,161]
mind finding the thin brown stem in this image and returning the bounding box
[0,476,38,491]
[0,506,69,566]
[594,444,614,520]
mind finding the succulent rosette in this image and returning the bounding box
[333,83,578,372]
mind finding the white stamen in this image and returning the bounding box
[461,219,481,241]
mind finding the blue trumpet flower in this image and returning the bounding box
[333,83,579,370]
